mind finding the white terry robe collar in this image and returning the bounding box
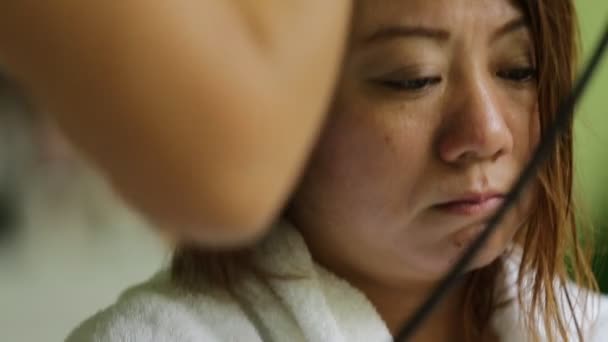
[250,220,393,342]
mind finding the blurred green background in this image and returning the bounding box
[574,2,608,290]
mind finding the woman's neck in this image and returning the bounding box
[348,275,467,342]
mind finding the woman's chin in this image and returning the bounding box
[457,240,513,277]
[466,248,503,271]
[448,227,513,272]
[411,245,506,282]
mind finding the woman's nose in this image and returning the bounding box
[437,76,514,165]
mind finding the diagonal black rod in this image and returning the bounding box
[395,21,608,342]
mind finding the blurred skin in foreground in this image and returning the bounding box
[0,1,352,247]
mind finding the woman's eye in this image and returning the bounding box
[375,76,442,92]
[497,67,537,82]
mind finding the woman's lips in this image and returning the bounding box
[434,195,505,216]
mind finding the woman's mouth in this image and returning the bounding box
[434,193,505,216]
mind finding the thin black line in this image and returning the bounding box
[394,21,608,341]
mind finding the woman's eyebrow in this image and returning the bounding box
[361,16,527,46]
[363,25,449,45]
[490,17,527,43]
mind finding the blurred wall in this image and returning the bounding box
[0,81,168,341]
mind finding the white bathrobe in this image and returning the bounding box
[67,221,608,341]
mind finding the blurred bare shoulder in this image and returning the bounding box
[0,1,352,247]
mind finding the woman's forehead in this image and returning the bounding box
[351,0,524,43]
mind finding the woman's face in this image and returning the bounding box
[289,0,539,286]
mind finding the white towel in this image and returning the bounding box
[67,221,608,341]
